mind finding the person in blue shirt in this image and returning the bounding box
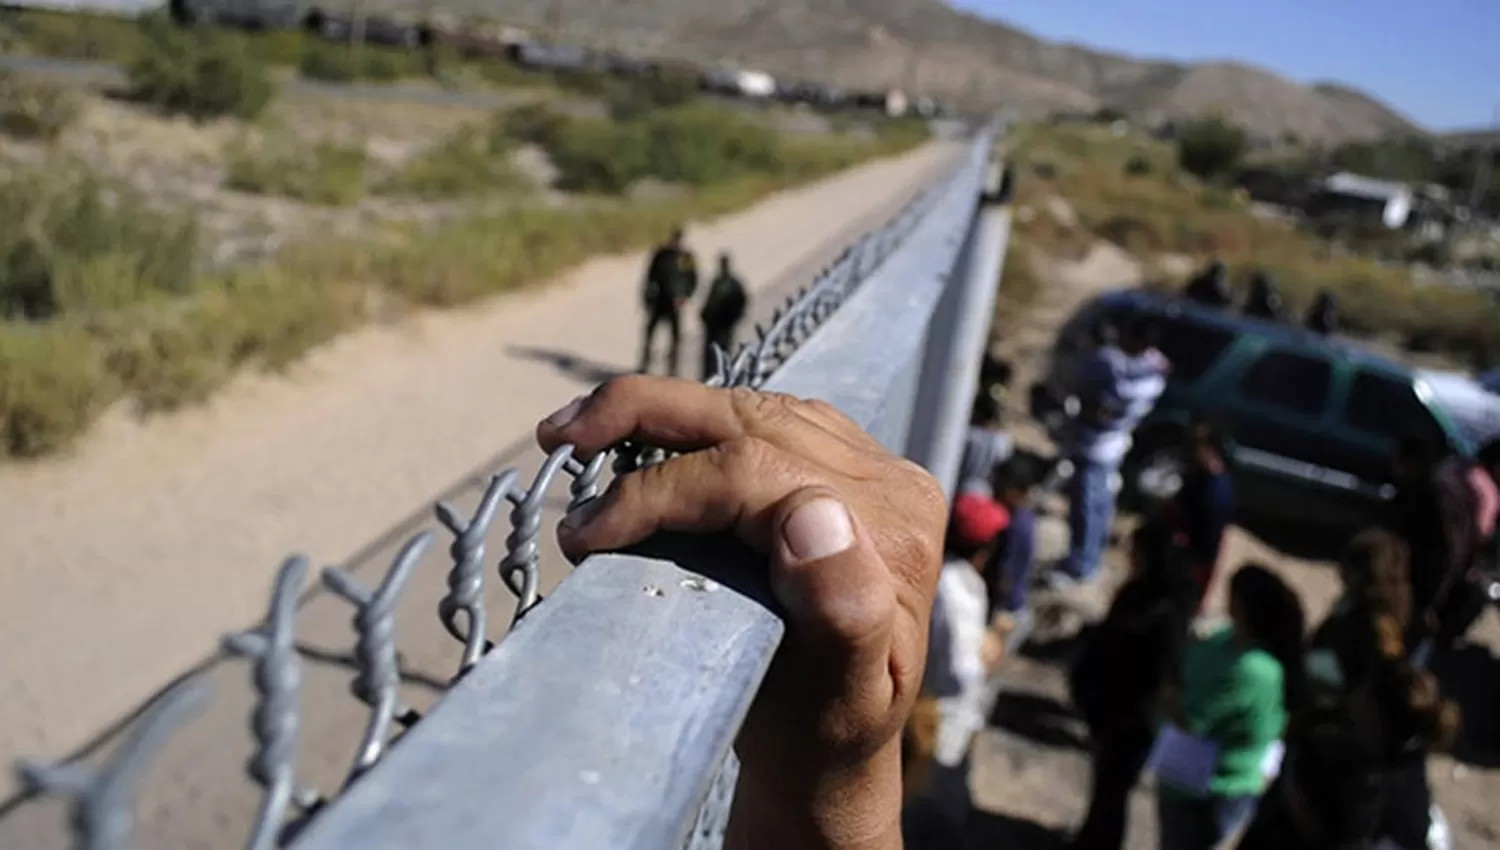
[1058,313,1170,584]
[1165,420,1235,608]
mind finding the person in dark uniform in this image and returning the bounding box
[1182,259,1232,308]
[699,252,748,380]
[1304,289,1339,336]
[639,227,699,376]
[1243,270,1286,321]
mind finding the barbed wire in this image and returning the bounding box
[11,144,974,850]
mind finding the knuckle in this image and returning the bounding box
[593,373,653,404]
[715,434,777,481]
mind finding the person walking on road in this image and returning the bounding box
[639,227,699,376]
[699,252,749,380]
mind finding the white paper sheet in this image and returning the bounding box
[1146,724,1219,795]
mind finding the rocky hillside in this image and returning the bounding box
[412,0,1422,143]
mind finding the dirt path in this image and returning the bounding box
[970,213,1500,849]
[0,139,964,807]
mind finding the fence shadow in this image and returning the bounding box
[989,691,1087,752]
[506,345,630,385]
[968,809,1072,850]
[1431,640,1500,768]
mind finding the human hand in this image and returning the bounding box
[537,376,947,850]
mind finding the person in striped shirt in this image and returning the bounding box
[1057,313,1170,585]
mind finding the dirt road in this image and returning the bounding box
[0,138,965,837]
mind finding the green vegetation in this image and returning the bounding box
[1008,121,1500,366]
[126,19,275,120]
[297,42,419,83]
[1175,115,1249,182]
[520,103,930,195]
[0,104,931,459]
[377,124,529,199]
[0,166,199,323]
[225,138,369,206]
[0,72,81,141]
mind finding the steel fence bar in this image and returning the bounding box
[284,546,782,850]
[905,159,1013,498]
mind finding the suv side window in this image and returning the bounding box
[1156,319,1235,382]
[1345,371,1447,448]
[1238,350,1333,416]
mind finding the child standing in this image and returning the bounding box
[958,391,1014,498]
[986,459,1040,654]
[904,492,1011,849]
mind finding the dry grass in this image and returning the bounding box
[0,118,930,460]
[1006,123,1500,366]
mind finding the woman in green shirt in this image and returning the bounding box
[1156,564,1306,850]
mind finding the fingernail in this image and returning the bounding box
[781,498,855,563]
[544,395,587,429]
[561,496,604,532]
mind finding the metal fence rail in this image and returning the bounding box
[13,122,1010,850]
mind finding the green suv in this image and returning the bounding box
[1029,289,1475,538]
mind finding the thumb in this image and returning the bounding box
[769,489,895,650]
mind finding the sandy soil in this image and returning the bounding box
[0,137,964,814]
[969,201,1500,850]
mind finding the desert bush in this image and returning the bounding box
[1124,153,1153,176]
[4,8,144,64]
[496,102,570,146]
[0,165,198,321]
[225,139,368,206]
[0,72,81,141]
[378,125,528,199]
[298,42,415,83]
[640,104,780,186]
[1176,114,1248,182]
[126,19,274,120]
[0,322,105,457]
[546,118,650,193]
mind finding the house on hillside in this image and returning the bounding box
[1305,172,1416,230]
[1303,172,1454,242]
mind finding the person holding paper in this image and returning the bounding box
[1235,530,1460,850]
[1155,565,1305,850]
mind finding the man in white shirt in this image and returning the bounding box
[905,492,1011,849]
[1057,313,1170,585]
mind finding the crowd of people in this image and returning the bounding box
[531,280,1493,850]
[904,305,1497,850]
[639,227,750,380]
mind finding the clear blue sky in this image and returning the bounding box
[951,0,1498,131]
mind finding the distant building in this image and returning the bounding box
[1305,171,1416,230]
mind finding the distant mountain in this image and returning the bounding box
[411,0,1425,143]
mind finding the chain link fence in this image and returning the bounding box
[12,121,1009,850]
